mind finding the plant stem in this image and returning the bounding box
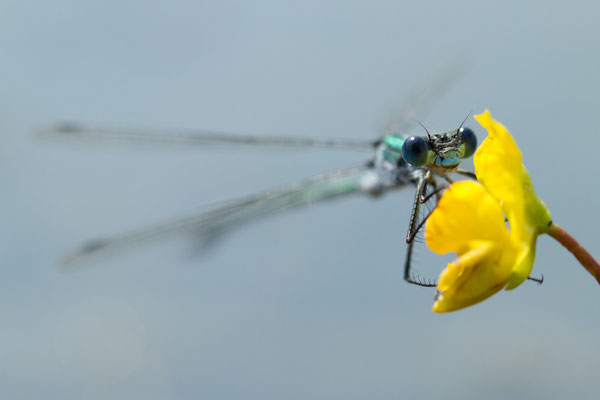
[547,223,600,284]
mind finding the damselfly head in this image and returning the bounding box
[423,127,477,168]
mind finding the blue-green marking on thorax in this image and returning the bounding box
[381,135,406,165]
[427,150,461,167]
[383,135,406,151]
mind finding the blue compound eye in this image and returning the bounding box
[401,136,429,167]
[459,127,477,158]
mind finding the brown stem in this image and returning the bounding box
[547,223,600,284]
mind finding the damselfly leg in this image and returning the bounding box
[403,168,477,287]
[403,171,440,287]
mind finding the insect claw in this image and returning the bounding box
[527,274,544,285]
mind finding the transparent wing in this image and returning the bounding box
[36,122,375,151]
[36,57,468,152]
[382,55,469,136]
[62,167,394,267]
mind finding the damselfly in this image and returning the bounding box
[38,117,476,286]
[37,61,477,286]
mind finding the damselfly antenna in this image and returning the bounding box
[457,111,472,131]
[415,120,432,140]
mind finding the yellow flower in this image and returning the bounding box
[426,181,520,313]
[425,110,553,313]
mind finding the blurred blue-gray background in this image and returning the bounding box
[2,1,599,399]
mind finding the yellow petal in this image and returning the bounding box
[425,181,510,255]
[433,241,515,313]
[473,110,523,214]
[437,240,494,291]
[473,110,552,235]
